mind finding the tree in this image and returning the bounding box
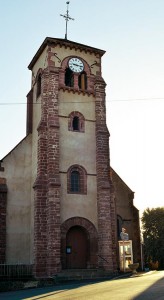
[141,207,164,270]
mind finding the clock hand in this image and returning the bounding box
[72,63,80,67]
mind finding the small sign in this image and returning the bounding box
[66,246,72,254]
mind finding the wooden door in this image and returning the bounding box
[66,226,88,269]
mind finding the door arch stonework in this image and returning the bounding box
[61,217,98,269]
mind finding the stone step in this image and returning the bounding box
[55,269,118,283]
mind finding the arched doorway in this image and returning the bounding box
[61,217,98,269]
[66,226,88,269]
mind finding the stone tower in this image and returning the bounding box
[26,37,117,278]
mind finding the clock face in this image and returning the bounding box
[68,57,84,73]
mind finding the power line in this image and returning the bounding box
[0,97,164,105]
[109,97,164,102]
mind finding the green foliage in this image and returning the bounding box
[141,207,164,269]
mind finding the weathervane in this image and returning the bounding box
[60,1,74,40]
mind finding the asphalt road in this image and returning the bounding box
[1,271,164,300]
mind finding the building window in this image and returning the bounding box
[117,215,123,239]
[78,71,87,90]
[72,116,79,131]
[71,171,80,192]
[65,68,74,87]
[36,73,41,98]
[67,165,87,194]
[68,111,85,132]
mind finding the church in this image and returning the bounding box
[0,36,141,278]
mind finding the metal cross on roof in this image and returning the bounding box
[60,1,74,40]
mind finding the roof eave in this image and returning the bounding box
[28,37,106,70]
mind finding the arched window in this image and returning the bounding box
[65,68,74,87]
[78,71,87,90]
[36,73,41,98]
[67,165,87,194]
[71,170,80,192]
[68,111,85,132]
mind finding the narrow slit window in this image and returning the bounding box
[73,116,79,131]
[37,74,41,98]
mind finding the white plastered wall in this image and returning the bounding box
[59,91,98,228]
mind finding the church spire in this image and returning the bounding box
[60,1,74,40]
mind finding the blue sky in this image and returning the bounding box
[0,0,164,215]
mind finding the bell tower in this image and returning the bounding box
[27,37,117,278]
